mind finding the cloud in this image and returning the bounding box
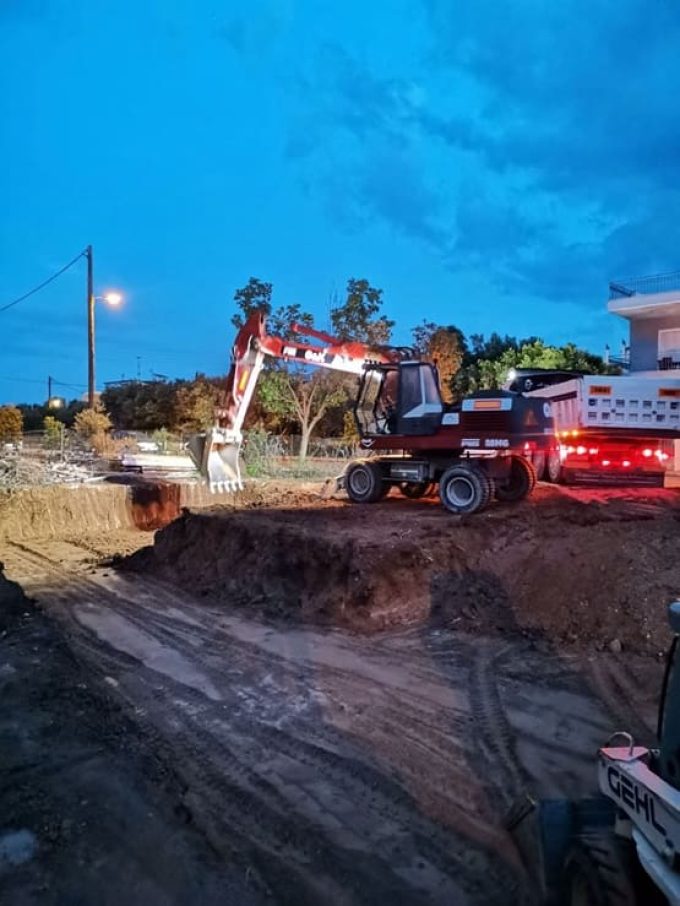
[288,0,680,310]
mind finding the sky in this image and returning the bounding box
[2,0,680,404]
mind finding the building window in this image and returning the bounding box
[658,329,680,369]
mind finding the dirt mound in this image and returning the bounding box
[124,484,680,652]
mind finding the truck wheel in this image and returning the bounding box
[494,456,536,502]
[439,463,492,514]
[345,462,386,504]
[564,833,637,906]
[531,450,546,481]
[547,451,563,483]
[399,481,435,499]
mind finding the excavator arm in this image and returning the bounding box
[187,311,390,491]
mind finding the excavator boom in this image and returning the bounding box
[187,311,389,490]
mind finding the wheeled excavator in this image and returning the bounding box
[509,601,680,905]
[187,311,555,514]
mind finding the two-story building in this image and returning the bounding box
[609,272,680,471]
[608,273,680,372]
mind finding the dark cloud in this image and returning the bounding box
[291,1,680,309]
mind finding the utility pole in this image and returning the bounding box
[86,245,95,408]
[47,375,53,401]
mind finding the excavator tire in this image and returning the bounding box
[563,833,637,906]
[399,481,436,499]
[345,461,386,504]
[494,455,537,503]
[439,463,492,515]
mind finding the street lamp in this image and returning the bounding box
[85,245,123,408]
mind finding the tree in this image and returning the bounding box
[232,277,273,329]
[0,406,22,443]
[73,404,112,441]
[173,376,221,432]
[268,303,313,340]
[101,380,176,431]
[257,369,349,461]
[43,415,63,450]
[284,371,349,461]
[454,338,617,398]
[412,321,466,403]
[330,278,394,345]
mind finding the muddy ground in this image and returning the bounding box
[0,480,678,905]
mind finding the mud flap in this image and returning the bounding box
[186,429,243,492]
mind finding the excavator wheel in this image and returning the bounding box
[494,455,537,503]
[439,463,492,515]
[563,833,637,906]
[399,481,436,499]
[345,461,387,504]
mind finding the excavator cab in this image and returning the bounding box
[355,363,443,438]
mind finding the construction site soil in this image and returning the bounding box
[0,479,678,905]
[128,482,680,655]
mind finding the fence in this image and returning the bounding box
[609,271,680,299]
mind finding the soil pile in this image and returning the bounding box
[125,484,680,652]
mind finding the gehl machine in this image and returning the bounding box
[509,601,680,905]
[188,311,554,514]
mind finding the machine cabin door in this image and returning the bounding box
[396,363,443,436]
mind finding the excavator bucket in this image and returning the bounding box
[186,429,244,492]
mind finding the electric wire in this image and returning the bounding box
[0,250,86,314]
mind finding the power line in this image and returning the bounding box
[0,249,86,314]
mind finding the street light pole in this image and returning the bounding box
[86,244,96,408]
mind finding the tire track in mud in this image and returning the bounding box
[2,541,520,905]
[466,642,533,809]
[2,538,627,905]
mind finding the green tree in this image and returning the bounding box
[232,277,273,329]
[257,369,349,461]
[330,278,394,345]
[268,303,314,340]
[101,380,176,431]
[0,405,22,443]
[412,321,466,403]
[43,415,63,450]
[454,338,617,397]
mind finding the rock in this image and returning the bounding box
[609,638,623,654]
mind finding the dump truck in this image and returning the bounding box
[507,368,680,486]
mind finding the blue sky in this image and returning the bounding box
[2,0,680,403]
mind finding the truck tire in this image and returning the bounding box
[494,456,536,502]
[563,833,637,906]
[547,451,563,484]
[439,463,492,514]
[531,450,546,481]
[399,481,435,499]
[345,461,386,504]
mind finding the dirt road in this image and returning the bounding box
[0,529,663,905]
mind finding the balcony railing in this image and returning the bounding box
[609,271,680,299]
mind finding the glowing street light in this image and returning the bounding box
[100,291,123,307]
